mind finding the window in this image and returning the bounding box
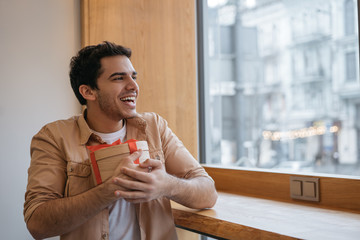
[346,51,357,81]
[199,0,360,176]
[345,0,355,36]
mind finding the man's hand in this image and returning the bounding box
[112,150,148,180]
[101,150,150,201]
[111,158,173,203]
[109,154,217,209]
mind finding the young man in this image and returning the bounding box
[24,42,217,240]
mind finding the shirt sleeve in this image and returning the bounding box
[154,114,214,182]
[24,126,67,223]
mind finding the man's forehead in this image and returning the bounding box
[100,55,135,72]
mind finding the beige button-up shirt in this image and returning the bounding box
[24,112,213,240]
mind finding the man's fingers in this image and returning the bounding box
[128,149,143,161]
[120,150,143,164]
[139,158,162,168]
[113,177,152,192]
[121,167,152,182]
[112,150,143,177]
[114,189,147,200]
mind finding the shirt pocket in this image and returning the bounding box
[65,162,94,197]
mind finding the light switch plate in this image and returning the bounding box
[303,181,316,198]
[290,180,302,196]
[290,176,320,202]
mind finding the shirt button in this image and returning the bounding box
[69,167,73,172]
[156,155,160,160]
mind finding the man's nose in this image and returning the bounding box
[126,76,139,90]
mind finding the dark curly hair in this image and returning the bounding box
[69,41,132,105]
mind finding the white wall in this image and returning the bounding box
[0,0,81,239]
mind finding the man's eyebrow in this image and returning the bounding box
[108,72,137,79]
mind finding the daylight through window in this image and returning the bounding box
[200,0,360,176]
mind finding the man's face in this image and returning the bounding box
[94,55,139,121]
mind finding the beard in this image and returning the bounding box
[96,90,136,121]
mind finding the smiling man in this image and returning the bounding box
[24,41,217,240]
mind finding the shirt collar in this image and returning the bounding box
[78,110,93,145]
[77,109,147,145]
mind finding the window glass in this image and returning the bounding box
[345,0,356,35]
[201,0,360,176]
[346,51,357,81]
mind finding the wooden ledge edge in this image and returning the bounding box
[172,208,298,240]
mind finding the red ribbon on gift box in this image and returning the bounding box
[86,139,140,185]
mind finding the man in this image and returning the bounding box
[24,41,217,240]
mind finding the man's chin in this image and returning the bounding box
[122,110,139,119]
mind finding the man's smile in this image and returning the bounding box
[120,96,136,103]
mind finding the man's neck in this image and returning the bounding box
[85,107,123,133]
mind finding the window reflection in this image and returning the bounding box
[203,0,360,175]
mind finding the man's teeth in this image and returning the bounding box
[120,96,135,101]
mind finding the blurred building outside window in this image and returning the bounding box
[202,0,360,176]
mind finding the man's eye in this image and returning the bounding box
[114,77,123,80]
[132,76,137,80]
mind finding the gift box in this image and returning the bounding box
[87,139,150,185]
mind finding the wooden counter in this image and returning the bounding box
[171,192,360,239]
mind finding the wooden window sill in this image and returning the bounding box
[203,166,360,212]
[171,192,360,239]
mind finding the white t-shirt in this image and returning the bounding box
[92,122,141,240]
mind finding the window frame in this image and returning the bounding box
[197,0,360,213]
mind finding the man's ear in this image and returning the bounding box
[79,85,96,102]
